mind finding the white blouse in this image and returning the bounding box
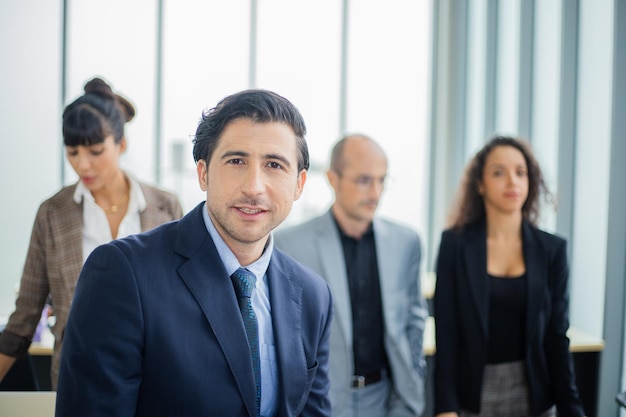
[73,174,146,264]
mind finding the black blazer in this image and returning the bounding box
[433,220,585,417]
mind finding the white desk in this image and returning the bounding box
[0,391,56,417]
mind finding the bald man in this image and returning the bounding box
[274,134,427,417]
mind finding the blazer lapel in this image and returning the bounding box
[138,183,180,230]
[267,255,307,414]
[175,205,257,417]
[55,186,85,290]
[463,223,489,338]
[372,220,399,330]
[315,211,353,348]
[522,222,544,348]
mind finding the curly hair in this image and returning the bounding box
[447,136,553,230]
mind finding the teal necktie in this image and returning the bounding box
[231,268,261,416]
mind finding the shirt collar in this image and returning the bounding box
[201,202,273,283]
[72,172,147,212]
[331,210,375,241]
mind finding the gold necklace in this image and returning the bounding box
[99,190,129,214]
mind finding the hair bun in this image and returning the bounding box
[83,77,136,123]
[84,77,115,99]
[115,94,136,123]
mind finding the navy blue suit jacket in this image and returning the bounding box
[434,220,585,417]
[56,203,333,417]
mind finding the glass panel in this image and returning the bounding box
[256,0,343,225]
[66,0,158,184]
[160,0,250,212]
[466,0,488,158]
[346,0,432,236]
[495,0,521,134]
[532,0,562,232]
[63,0,433,233]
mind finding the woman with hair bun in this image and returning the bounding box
[0,77,183,389]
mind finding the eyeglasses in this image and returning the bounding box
[335,171,392,190]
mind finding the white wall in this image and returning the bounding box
[0,1,63,317]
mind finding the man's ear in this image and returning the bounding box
[293,170,307,201]
[327,169,339,189]
[197,159,208,191]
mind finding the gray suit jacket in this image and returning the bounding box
[274,209,427,416]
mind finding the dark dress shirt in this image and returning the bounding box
[333,216,389,377]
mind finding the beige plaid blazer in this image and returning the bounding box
[0,181,183,388]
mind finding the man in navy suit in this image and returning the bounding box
[56,89,333,417]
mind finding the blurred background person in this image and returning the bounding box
[434,136,585,417]
[275,134,427,417]
[0,77,183,389]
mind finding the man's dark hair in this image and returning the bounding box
[192,89,309,172]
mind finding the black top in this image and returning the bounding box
[333,216,389,377]
[487,273,527,363]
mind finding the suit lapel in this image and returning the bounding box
[267,254,307,414]
[55,186,85,290]
[372,220,399,330]
[138,183,180,230]
[523,222,544,348]
[315,211,353,348]
[175,204,257,417]
[463,221,544,343]
[463,223,489,338]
